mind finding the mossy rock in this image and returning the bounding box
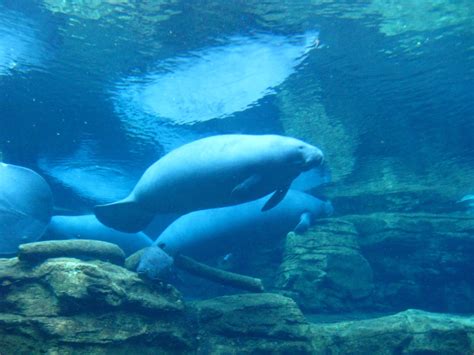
[18,240,125,266]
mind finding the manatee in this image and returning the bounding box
[137,190,333,279]
[0,163,53,255]
[135,245,174,280]
[94,134,324,233]
[45,214,153,256]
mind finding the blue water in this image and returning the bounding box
[1,0,474,306]
[1,1,473,212]
[1,1,473,196]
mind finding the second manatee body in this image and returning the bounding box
[137,190,333,279]
[94,134,324,233]
[0,163,53,255]
[45,215,153,256]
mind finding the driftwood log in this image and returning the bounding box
[125,249,264,292]
[174,254,264,293]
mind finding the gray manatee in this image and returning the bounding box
[94,134,324,233]
[45,214,153,256]
[137,190,333,279]
[0,163,53,255]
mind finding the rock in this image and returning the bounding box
[0,257,183,316]
[345,213,474,312]
[1,255,473,354]
[278,73,357,184]
[273,213,474,314]
[18,240,126,266]
[0,312,193,355]
[190,293,313,354]
[274,219,374,312]
[0,256,192,353]
[310,309,474,355]
[327,157,474,216]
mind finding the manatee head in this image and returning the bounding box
[137,246,174,280]
[322,201,334,216]
[281,137,324,172]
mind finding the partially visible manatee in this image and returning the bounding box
[137,190,333,279]
[136,246,174,280]
[45,214,153,256]
[0,163,53,255]
[94,134,324,233]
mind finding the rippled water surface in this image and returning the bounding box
[1,0,473,210]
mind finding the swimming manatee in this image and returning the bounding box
[94,134,324,233]
[137,190,333,279]
[0,163,53,255]
[45,214,153,256]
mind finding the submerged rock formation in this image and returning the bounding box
[310,309,474,355]
[0,254,474,354]
[270,213,474,314]
[274,219,374,313]
[0,257,190,354]
[348,213,474,313]
[191,293,313,354]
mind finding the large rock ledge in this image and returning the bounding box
[190,293,313,353]
[310,309,474,355]
[1,256,474,354]
[0,257,192,354]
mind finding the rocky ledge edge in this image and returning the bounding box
[1,250,474,354]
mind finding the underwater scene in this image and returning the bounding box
[1,0,474,353]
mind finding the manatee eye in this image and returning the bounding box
[298,145,304,150]
[158,242,166,249]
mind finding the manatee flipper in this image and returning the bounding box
[262,185,289,211]
[94,199,154,233]
[294,212,312,234]
[231,174,262,199]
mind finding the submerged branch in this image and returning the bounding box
[174,254,264,293]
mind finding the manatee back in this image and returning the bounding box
[48,214,152,255]
[134,135,305,207]
[0,164,53,254]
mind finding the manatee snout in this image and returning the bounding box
[137,246,174,280]
[323,201,334,216]
[300,144,324,170]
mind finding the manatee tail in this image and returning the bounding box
[94,199,155,233]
